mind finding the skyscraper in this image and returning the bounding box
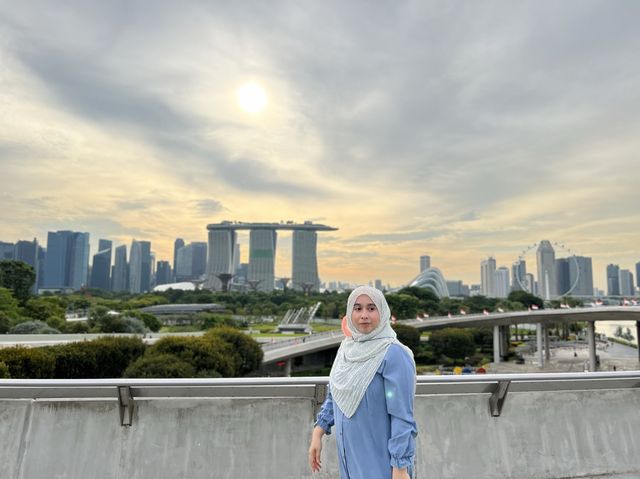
[555,258,571,296]
[569,256,593,297]
[90,239,112,291]
[112,245,128,292]
[619,269,635,296]
[191,242,208,279]
[0,241,15,260]
[607,264,620,296]
[536,240,556,300]
[480,257,496,297]
[173,238,185,282]
[292,229,319,292]
[420,255,431,273]
[495,267,510,298]
[14,238,39,293]
[129,240,151,294]
[636,262,640,289]
[175,244,193,281]
[205,229,237,290]
[248,229,277,292]
[156,260,172,286]
[511,260,526,292]
[43,230,90,290]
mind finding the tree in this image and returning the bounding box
[22,297,66,330]
[0,260,36,305]
[0,287,23,327]
[428,328,476,360]
[385,294,421,319]
[204,327,264,376]
[507,290,544,309]
[392,324,421,354]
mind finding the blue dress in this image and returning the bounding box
[315,343,418,479]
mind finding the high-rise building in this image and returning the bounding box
[420,255,431,272]
[536,240,556,300]
[191,242,207,279]
[619,269,635,296]
[37,246,46,289]
[156,261,172,286]
[112,245,128,292]
[447,280,470,297]
[480,257,496,297]
[14,238,39,293]
[555,258,571,296]
[292,229,319,291]
[511,260,526,292]
[248,229,277,292]
[173,238,185,282]
[129,240,151,294]
[0,241,15,260]
[569,256,593,297]
[43,230,90,290]
[374,279,383,291]
[607,264,620,296]
[495,267,510,298]
[175,244,193,281]
[636,262,640,289]
[90,239,112,291]
[524,273,536,295]
[205,229,237,290]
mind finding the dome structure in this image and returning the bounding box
[407,267,450,298]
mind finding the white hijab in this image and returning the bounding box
[329,286,413,418]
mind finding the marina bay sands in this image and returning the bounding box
[204,221,337,292]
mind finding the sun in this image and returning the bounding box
[236,82,267,114]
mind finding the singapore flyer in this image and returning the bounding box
[513,240,581,300]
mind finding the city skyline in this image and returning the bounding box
[2,2,640,288]
[3,228,639,294]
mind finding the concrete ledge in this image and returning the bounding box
[1,373,640,478]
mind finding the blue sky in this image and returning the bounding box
[1,0,639,288]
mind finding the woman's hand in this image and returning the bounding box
[308,426,325,472]
[392,467,411,479]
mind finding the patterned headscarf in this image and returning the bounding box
[329,286,413,418]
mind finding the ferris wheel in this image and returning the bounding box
[513,241,581,297]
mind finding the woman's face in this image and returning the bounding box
[351,294,381,334]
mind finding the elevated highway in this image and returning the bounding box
[262,307,640,372]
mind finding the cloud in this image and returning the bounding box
[193,199,225,216]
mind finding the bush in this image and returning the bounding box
[0,361,9,378]
[428,328,476,360]
[392,324,421,354]
[0,347,56,378]
[51,337,146,379]
[10,320,61,334]
[148,336,235,377]
[61,321,90,334]
[204,327,264,376]
[124,353,196,378]
[90,337,146,378]
[0,311,10,334]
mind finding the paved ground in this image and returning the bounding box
[488,341,640,373]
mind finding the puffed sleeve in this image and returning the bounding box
[314,387,334,435]
[382,344,418,469]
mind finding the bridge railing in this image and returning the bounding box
[2,372,640,479]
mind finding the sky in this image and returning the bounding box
[1,0,640,289]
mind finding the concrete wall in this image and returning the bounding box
[1,383,640,478]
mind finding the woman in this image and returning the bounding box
[308,286,418,479]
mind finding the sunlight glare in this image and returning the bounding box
[236,82,267,114]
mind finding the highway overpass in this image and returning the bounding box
[262,306,640,372]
